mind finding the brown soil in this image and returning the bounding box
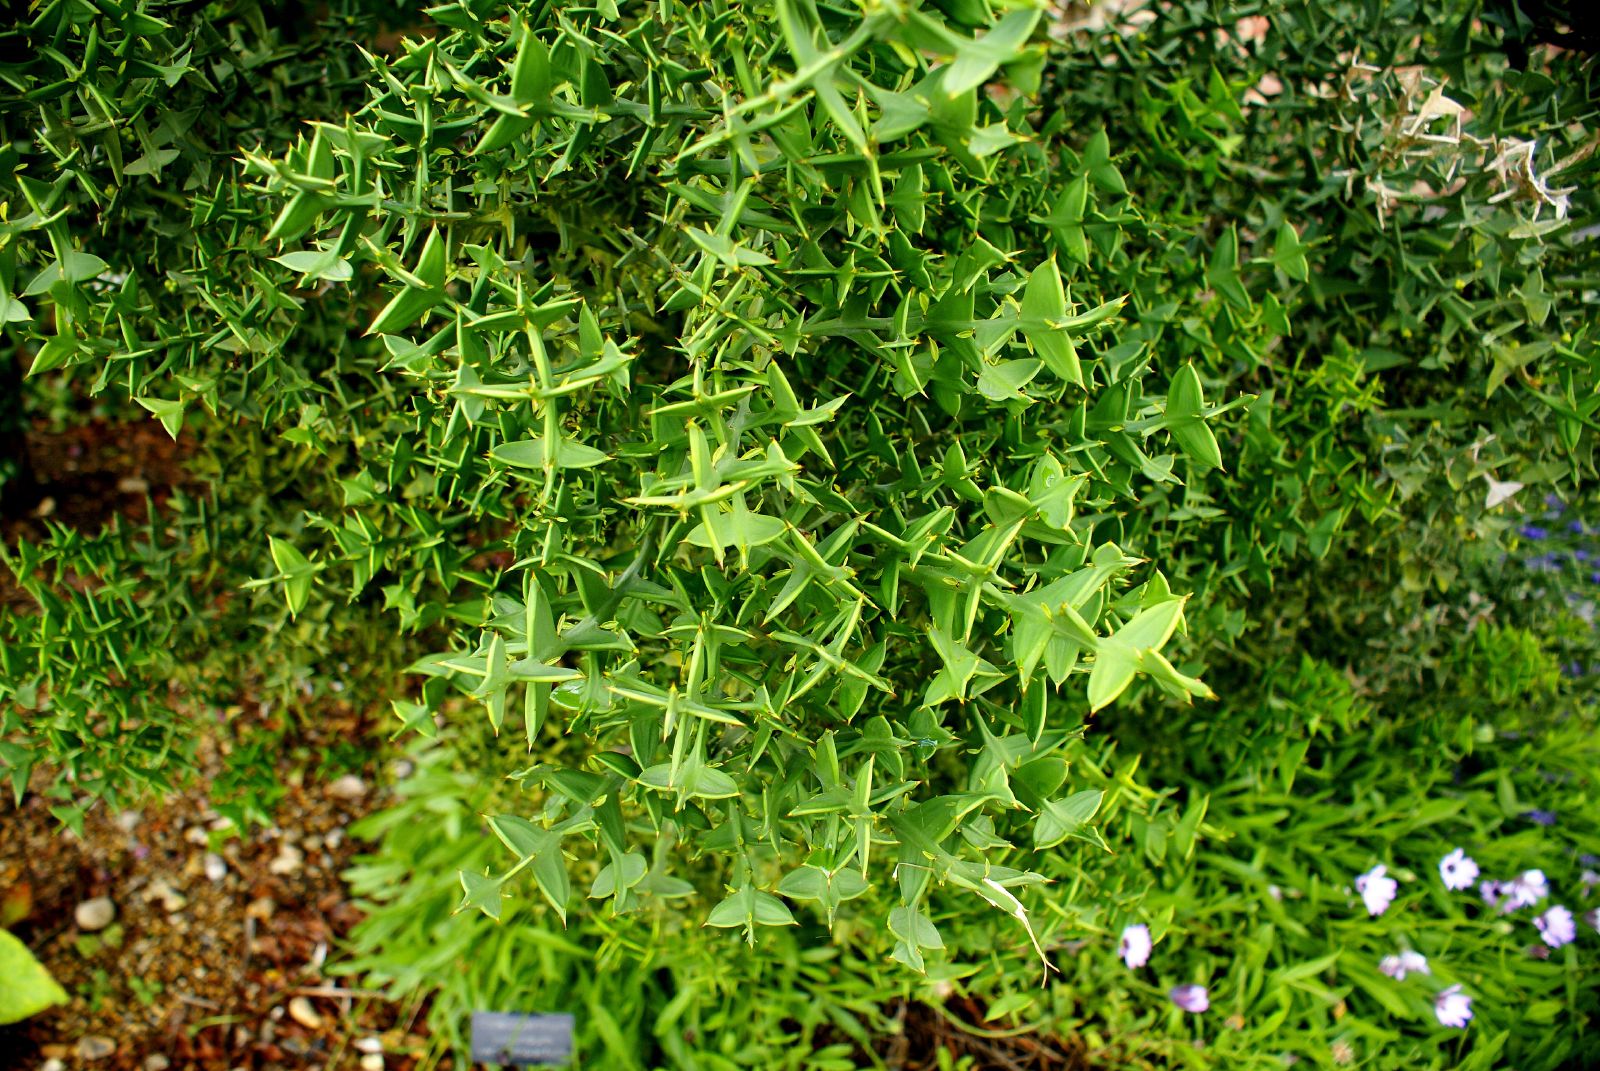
[1,412,197,615]
[0,714,427,1071]
[3,413,194,529]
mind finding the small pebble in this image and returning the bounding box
[117,475,151,494]
[203,853,227,882]
[144,1055,171,1071]
[184,826,210,846]
[326,774,368,800]
[354,1037,384,1054]
[41,1060,65,1071]
[75,897,116,932]
[268,844,304,876]
[145,879,186,913]
[287,996,323,1030]
[360,1055,385,1071]
[114,811,141,833]
[76,1036,116,1061]
[246,897,276,920]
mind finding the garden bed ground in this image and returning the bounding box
[0,711,423,1071]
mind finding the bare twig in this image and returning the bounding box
[289,984,390,999]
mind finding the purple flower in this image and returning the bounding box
[1506,869,1549,911]
[1379,950,1429,980]
[1535,905,1577,948]
[1169,984,1209,1013]
[1580,869,1598,892]
[1479,879,1506,909]
[1585,908,1600,932]
[1355,865,1398,916]
[1438,848,1478,891]
[1521,809,1558,826]
[1434,985,1472,1028]
[1118,923,1152,968]
[1520,524,1549,540]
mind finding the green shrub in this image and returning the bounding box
[2,0,1597,1067]
[1038,0,1599,623]
[11,0,1240,958]
[0,0,421,816]
[342,737,912,1071]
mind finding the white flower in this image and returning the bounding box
[1505,869,1549,911]
[1435,985,1472,1028]
[1484,477,1524,509]
[1379,950,1429,980]
[1438,848,1479,891]
[1355,865,1398,916]
[1535,905,1577,949]
[1118,923,1152,969]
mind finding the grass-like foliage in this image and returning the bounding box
[1,0,1597,1067]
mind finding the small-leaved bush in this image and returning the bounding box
[1,0,1596,1066]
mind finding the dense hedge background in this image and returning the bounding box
[2,1,1596,1067]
